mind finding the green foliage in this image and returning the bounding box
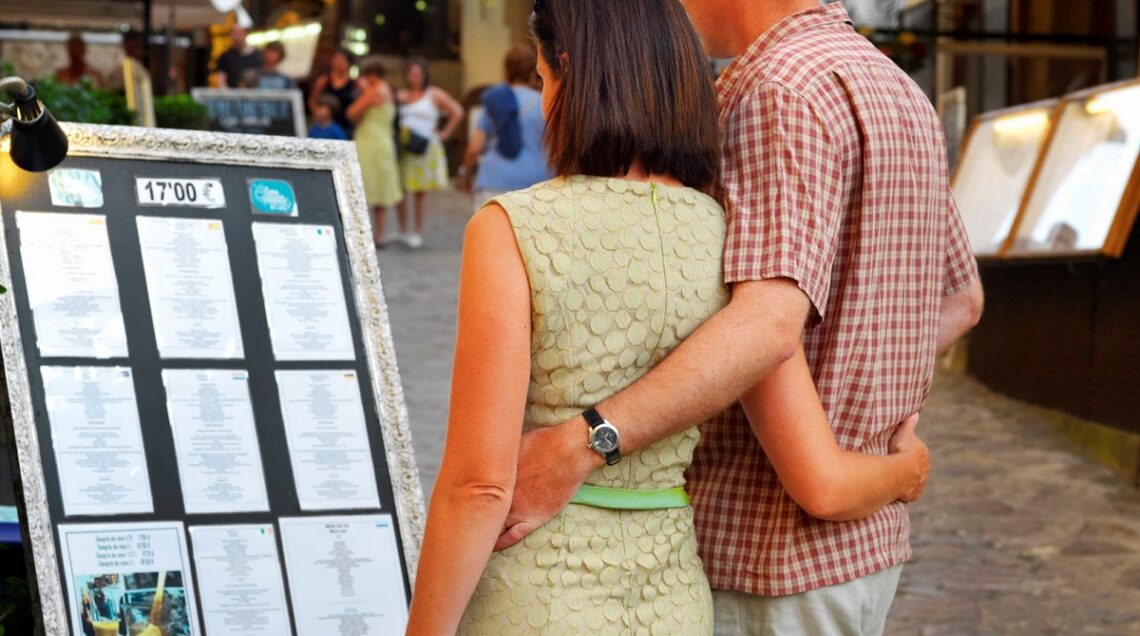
[29,77,134,125]
[154,93,210,130]
[2,61,134,125]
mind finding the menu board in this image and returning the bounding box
[0,125,423,635]
[952,100,1057,256]
[1007,81,1140,257]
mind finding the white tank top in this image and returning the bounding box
[400,92,440,138]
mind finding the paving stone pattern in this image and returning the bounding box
[378,190,1140,635]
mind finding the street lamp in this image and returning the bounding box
[0,76,69,172]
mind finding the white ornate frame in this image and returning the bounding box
[0,123,425,634]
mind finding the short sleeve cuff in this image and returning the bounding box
[724,256,830,327]
[943,259,979,297]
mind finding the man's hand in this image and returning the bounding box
[494,418,602,551]
[888,414,929,502]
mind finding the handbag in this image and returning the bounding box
[400,127,430,155]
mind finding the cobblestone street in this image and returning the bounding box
[378,189,1140,635]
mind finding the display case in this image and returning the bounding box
[1005,79,1140,257]
[952,99,1058,257]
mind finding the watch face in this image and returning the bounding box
[591,426,619,454]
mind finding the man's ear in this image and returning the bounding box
[558,51,569,70]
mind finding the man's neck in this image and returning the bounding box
[729,0,819,56]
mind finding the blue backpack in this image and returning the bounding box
[481,84,522,160]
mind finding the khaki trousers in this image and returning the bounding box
[712,565,903,636]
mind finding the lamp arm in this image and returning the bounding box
[0,76,31,99]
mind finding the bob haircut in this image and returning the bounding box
[530,0,720,199]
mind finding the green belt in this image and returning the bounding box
[569,484,690,510]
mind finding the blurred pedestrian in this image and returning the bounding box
[55,34,105,88]
[460,46,553,211]
[308,94,349,140]
[105,31,145,91]
[309,48,358,136]
[347,61,403,247]
[258,41,296,90]
[395,57,464,249]
[211,25,262,88]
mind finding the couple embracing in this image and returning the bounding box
[407,0,983,634]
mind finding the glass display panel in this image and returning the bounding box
[952,101,1056,256]
[1008,82,1140,256]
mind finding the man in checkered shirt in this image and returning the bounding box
[499,1,984,633]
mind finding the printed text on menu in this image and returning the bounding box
[136,177,226,208]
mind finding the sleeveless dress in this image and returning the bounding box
[458,176,730,635]
[354,102,402,207]
[399,91,449,192]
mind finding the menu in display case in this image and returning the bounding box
[952,100,1057,256]
[1006,80,1140,257]
[0,125,423,635]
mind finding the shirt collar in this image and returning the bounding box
[717,2,853,96]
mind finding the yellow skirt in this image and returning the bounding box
[400,136,449,193]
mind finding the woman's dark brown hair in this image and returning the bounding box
[405,57,431,89]
[530,0,720,198]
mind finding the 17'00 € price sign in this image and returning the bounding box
[136,177,226,209]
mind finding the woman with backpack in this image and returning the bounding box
[459,46,554,212]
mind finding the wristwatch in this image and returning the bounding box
[583,407,621,466]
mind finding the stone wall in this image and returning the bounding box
[1,37,125,88]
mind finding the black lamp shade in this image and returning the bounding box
[10,106,69,172]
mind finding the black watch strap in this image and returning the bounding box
[583,408,621,465]
[583,407,606,430]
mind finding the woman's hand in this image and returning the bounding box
[888,414,929,503]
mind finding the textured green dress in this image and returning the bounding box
[354,102,403,207]
[458,175,729,635]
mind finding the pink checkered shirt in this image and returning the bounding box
[687,2,978,597]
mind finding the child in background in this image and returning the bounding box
[308,94,349,140]
[258,42,297,90]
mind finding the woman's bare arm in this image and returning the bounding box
[461,128,487,192]
[307,74,328,112]
[740,345,929,521]
[345,80,383,125]
[406,204,532,635]
[431,87,466,141]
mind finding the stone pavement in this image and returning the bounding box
[377,189,1140,635]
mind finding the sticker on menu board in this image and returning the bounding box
[49,168,104,208]
[248,179,298,216]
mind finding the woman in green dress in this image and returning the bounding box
[348,60,403,247]
[405,1,930,634]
